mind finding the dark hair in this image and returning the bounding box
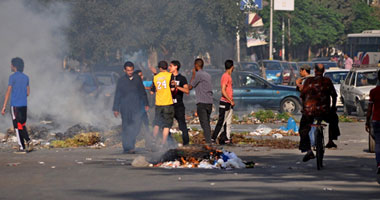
[225,59,234,70]
[305,69,311,74]
[11,57,24,72]
[314,63,325,73]
[124,61,134,69]
[378,70,380,81]
[194,58,204,69]
[171,60,181,71]
[158,61,168,70]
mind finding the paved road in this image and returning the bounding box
[0,122,379,200]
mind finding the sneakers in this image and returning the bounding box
[13,149,26,154]
[25,140,33,152]
[325,141,337,149]
[302,150,315,162]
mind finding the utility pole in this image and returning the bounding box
[236,28,240,62]
[269,0,274,60]
[282,17,285,61]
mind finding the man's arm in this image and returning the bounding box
[27,86,30,96]
[112,80,121,117]
[188,67,197,90]
[177,84,189,94]
[366,102,373,133]
[221,84,234,106]
[1,86,12,115]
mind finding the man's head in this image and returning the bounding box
[169,60,181,73]
[314,63,325,76]
[11,57,24,72]
[194,58,204,71]
[299,64,311,77]
[344,54,349,59]
[158,61,168,71]
[225,59,234,72]
[123,61,135,77]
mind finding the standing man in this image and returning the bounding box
[212,60,234,145]
[151,61,175,147]
[189,58,213,144]
[366,70,380,174]
[344,54,353,70]
[169,60,190,146]
[295,64,312,92]
[299,64,340,162]
[113,61,149,154]
[1,57,32,153]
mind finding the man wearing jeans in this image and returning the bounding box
[366,70,380,174]
[212,60,234,144]
[189,58,213,144]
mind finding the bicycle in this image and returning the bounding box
[310,119,327,170]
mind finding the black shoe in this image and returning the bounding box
[325,141,337,149]
[302,151,315,162]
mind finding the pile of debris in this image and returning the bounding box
[147,145,253,169]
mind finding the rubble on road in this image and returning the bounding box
[50,132,101,148]
[149,145,252,169]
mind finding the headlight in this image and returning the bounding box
[276,73,281,77]
[364,93,370,100]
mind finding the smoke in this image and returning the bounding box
[0,0,117,132]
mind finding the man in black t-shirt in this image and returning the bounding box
[169,60,190,145]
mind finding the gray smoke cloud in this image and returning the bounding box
[0,0,118,132]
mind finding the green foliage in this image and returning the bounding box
[276,112,290,121]
[255,110,275,122]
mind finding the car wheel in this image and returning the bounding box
[369,134,375,153]
[343,102,352,115]
[280,97,300,115]
[355,100,365,117]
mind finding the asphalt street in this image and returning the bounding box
[0,121,379,200]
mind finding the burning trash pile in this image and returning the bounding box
[148,145,254,169]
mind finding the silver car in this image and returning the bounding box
[324,68,349,107]
[340,67,379,116]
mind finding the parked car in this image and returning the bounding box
[236,62,262,76]
[184,70,302,114]
[323,69,349,107]
[76,71,120,102]
[340,67,379,116]
[260,60,284,85]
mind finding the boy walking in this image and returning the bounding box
[2,57,33,153]
[212,60,235,144]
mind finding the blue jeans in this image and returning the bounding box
[372,121,380,164]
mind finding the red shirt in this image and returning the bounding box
[220,72,233,103]
[369,86,380,121]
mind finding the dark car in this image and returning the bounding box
[184,70,301,114]
[76,71,120,103]
[236,62,262,76]
[260,60,284,85]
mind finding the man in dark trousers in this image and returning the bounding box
[212,60,235,145]
[113,61,149,153]
[169,60,190,146]
[189,58,213,144]
[2,57,32,154]
[299,64,340,162]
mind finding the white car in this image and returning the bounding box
[340,67,379,116]
[324,68,349,107]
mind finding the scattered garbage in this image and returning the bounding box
[250,125,272,136]
[272,133,283,139]
[38,161,45,165]
[7,163,21,166]
[279,117,299,133]
[151,145,252,169]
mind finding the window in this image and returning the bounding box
[240,75,265,88]
[350,72,356,86]
[344,72,352,85]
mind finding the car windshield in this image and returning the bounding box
[356,71,378,87]
[281,62,290,70]
[324,71,348,84]
[95,74,113,86]
[240,63,259,71]
[264,62,281,70]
